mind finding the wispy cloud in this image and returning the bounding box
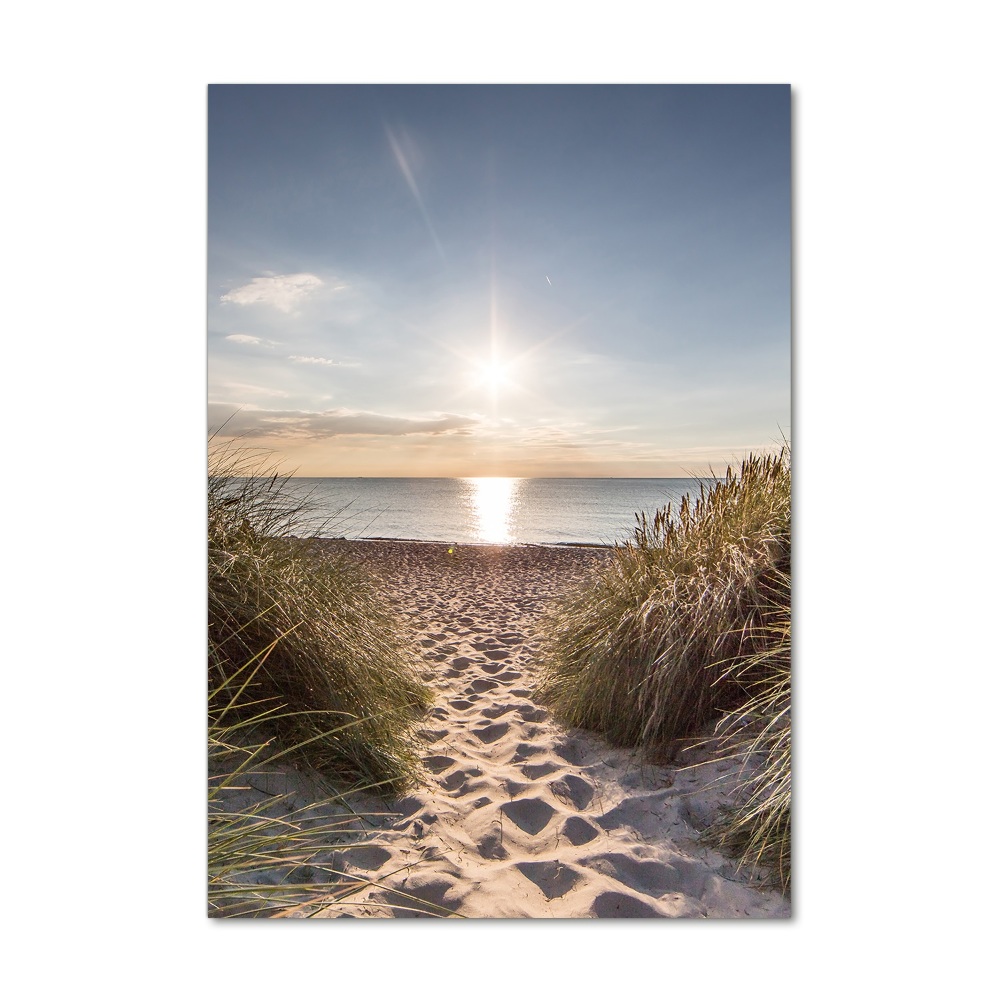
[221,273,324,313]
[224,333,277,347]
[216,382,289,398]
[209,404,478,440]
[288,355,360,367]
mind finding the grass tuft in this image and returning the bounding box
[537,448,791,889]
[701,586,791,891]
[208,439,432,792]
[207,438,438,916]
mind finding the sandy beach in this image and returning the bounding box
[328,539,790,917]
[229,539,789,918]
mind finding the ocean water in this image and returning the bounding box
[284,478,718,547]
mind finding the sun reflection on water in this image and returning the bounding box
[464,477,522,544]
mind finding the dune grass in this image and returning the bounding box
[208,440,436,916]
[208,440,432,793]
[537,449,791,890]
[702,587,790,890]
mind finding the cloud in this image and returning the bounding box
[288,355,360,367]
[216,382,289,398]
[208,404,478,440]
[221,273,324,313]
[224,333,278,347]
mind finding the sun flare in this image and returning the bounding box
[470,358,514,393]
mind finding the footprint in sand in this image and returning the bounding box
[417,728,449,742]
[493,670,523,683]
[596,791,671,832]
[581,852,683,896]
[451,777,492,798]
[472,722,510,744]
[519,760,562,780]
[590,891,662,918]
[515,861,582,901]
[379,872,460,915]
[394,795,425,819]
[517,705,548,723]
[512,741,546,762]
[561,815,601,846]
[342,845,392,871]
[553,738,589,765]
[499,798,555,836]
[549,774,595,810]
[469,678,499,694]
[423,755,456,774]
[440,767,484,792]
[480,704,515,720]
[477,831,508,860]
[407,809,438,834]
[501,778,529,798]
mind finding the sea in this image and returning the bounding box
[284,478,718,547]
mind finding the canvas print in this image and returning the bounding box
[207,84,791,918]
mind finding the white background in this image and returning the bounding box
[4,2,995,995]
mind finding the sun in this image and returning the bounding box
[470,358,514,394]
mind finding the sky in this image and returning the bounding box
[208,84,790,477]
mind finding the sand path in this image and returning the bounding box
[315,540,789,919]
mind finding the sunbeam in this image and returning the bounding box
[385,124,447,264]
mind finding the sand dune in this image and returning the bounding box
[272,539,790,919]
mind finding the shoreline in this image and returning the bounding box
[308,535,618,550]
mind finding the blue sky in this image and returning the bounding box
[208,84,790,476]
